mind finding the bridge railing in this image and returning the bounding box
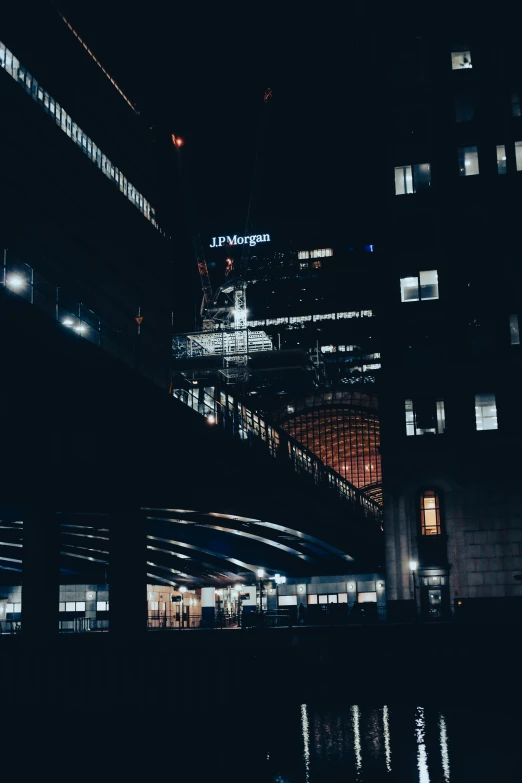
[173,385,382,521]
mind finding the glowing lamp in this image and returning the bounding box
[6,274,25,291]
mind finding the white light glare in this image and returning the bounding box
[6,274,26,291]
[207,414,216,424]
[62,317,74,327]
[257,569,265,578]
[179,586,187,593]
[409,560,417,571]
[74,323,87,334]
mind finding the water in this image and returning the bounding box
[260,703,522,782]
[9,700,521,781]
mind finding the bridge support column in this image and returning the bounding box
[22,507,59,642]
[109,508,147,639]
[201,587,215,628]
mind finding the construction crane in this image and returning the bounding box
[171,134,213,323]
[173,87,272,339]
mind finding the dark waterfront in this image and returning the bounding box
[6,623,522,781]
[15,700,522,782]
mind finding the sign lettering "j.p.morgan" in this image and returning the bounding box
[209,233,271,248]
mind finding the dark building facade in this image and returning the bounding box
[0,9,173,389]
[378,32,522,619]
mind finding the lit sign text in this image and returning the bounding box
[210,233,271,248]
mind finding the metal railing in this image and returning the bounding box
[173,386,382,521]
[2,249,167,387]
[58,617,109,633]
[0,620,21,635]
[147,612,240,630]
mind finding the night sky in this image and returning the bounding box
[55,2,382,246]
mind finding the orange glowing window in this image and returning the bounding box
[421,490,441,535]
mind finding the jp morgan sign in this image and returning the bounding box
[210,233,271,248]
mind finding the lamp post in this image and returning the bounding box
[409,561,418,620]
[257,569,265,625]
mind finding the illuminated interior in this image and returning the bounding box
[280,395,382,504]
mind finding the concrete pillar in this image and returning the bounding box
[22,507,59,642]
[109,508,147,639]
[201,587,215,628]
[240,585,257,626]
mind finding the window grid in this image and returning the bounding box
[0,40,160,231]
[281,406,382,490]
[421,490,441,535]
[475,394,498,431]
[394,163,431,195]
[400,271,439,302]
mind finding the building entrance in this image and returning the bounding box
[419,573,449,620]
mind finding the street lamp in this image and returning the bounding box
[409,561,418,619]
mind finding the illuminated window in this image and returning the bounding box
[307,595,318,604]
[420,490,441,535]
[497,145,507,175]
[278,595,297,607]
[358,592,377,603]
[59,603,65,612]
[475,393,498,431]
[300,262,308,269]
[394,163,431,195]
[394,165,412,194]
[298,249,332,259]
[401,276,419,301]
[458,146,479,176]
[0,38,160,231]
[338,593,348,603]
[515,141,522,171]
[400,270,438,302]
[65,602,75,612]
[318,595,328,604]
[327,595,338,603]
[96,601,109,611]
[510,314,520,345]
[313,260,321,268]
[150,601,159,611]
[451,49,472,70]
[76,601,86,612]
[406,399,445,436]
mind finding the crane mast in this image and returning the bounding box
[172,134,213,321]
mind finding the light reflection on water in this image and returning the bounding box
[266,703,522,782]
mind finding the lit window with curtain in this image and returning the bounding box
[395,165,413,195]
[510,314,520,345]
[451,49,472,70]
[420,490,441,535]
[394,163,431,195]
[405,399,445,436]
